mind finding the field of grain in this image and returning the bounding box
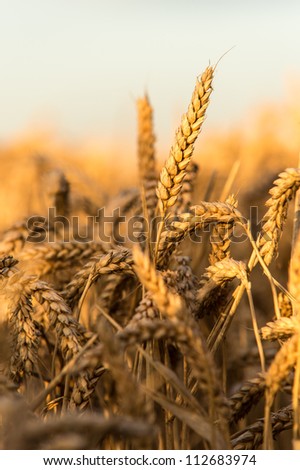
[0,64,300,450]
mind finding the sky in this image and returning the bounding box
[0,0,299,151]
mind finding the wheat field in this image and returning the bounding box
[0,64,300,451]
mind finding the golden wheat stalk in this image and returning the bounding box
[259,168,300,266]
[196,258,247,320]
[288,233,300,316]
[156,66,214,216]
[137,94,157,223]
[155,67,214,253]
[264,333,299,416]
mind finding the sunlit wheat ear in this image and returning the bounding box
[261,317,300,341]
[258,168,300,266]
[137,94,157,223]
[18,240,109,287]
[1,255,95,409]
[196,257,247,320]
[265,334,299,410]
[288,233,300,316]
[30,280,82,360]
[132,246,183,318]
[278,292,293,318]
[127,257,198,327]
[156,201,243,267]
[61,248,134,309]
[197,258,247,316]
[156,66,214,216]
[0,219,34,256]
[209,194,238,264]
[0,257,39,379]
[4,264,84,386]
[5,272,41,381]
[200,257,248,287]
[30,279,98,410]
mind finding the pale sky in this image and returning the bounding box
[0,0,299,150]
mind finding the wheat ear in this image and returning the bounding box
[62,249,134,309]
[259,168,300,266]
[137,94,157,223]
[156,66,214,216]
[18,240,109,277]
[229,374,266,423]
[261,317,300,341]
[157,201,242,267]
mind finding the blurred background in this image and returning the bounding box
[0,0,300,226]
